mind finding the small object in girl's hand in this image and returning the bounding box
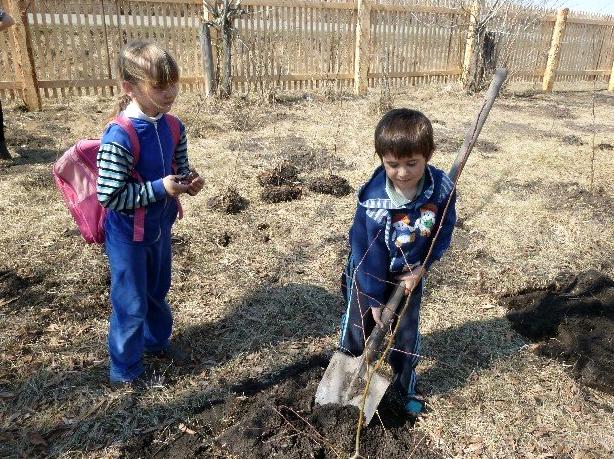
[175,171,196,185]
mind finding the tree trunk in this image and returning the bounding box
[200,22,216,96]
[221,18,232,97]
[466,28,498,93]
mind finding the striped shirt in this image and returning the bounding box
[96,106,189,213]
[96,140,159,211]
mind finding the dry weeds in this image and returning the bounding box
[0,79,613,458]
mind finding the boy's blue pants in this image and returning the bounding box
[339,264,423,398]
[105,231,173,382]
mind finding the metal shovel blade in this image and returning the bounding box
[315,351,391,425]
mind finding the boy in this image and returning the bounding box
[339,108,456,417]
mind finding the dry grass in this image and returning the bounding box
[0,79,613,458]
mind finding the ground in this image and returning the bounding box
[0,79,613,458]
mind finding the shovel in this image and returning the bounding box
[315,68,509,426]
[315,281,408,424]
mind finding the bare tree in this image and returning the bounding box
[460,0,562,92]
[203,0,245,97]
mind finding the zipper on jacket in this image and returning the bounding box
[153,121,166,180]
[153,121,168,206]
[153,120,167,241]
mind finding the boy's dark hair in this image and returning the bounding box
[374,108,434,160]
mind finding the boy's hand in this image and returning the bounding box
[371,307,384,328]
[395,264,426,295]
[186,170,205,196]
[163,175,190,197]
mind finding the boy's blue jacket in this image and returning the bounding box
[348,164,456,308]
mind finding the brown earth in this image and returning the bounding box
[257,161,300,187]
[261,184,303,203]
[502,270,614,394]
[1,81,613,458]
[206,187,249,214]
[308,174,353,197]
[121,357,440,459]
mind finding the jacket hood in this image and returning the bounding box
[358,164,436,210]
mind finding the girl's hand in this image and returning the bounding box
[395,264,426,295]
[186,171,205,196]
[163,175,190,197]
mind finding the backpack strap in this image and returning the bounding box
[112,115,141,165]
[164,113,181,147]
[164,113,184,221]
[110,115,146,242]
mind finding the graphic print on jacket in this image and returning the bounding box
[348,164,456,308]
[96,103,190,244]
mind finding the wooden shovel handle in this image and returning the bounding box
[364,281,407,362]
[448,68,508,182]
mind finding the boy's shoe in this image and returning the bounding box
[390,378,426,418]
[404,397,426,417]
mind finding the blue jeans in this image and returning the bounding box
[105,229,173,382]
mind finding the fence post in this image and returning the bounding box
[609,59,614,92]
[461,0,481,86]
[200,22,216,96]
[354,0,371,96]
[542,8,569,92]
[100,0,115,96]
[8,0,41,110]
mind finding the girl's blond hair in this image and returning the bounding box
[113,41,180,116]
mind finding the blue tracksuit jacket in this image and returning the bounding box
[348,163,456,309]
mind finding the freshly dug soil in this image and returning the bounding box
[502,270,614,394]
[257,162,299,187]
[261,185,302,203]
[207,187,249,214]
[128,359,442,459]
[307,175,353,197]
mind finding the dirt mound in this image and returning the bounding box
[261,185,302,203]
[258,162,299,187]
[501,270,614,393]
[207,187,249,214]
[307,175,353,197]
[562,134,584,146]
[130,360,442,459]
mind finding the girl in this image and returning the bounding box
[97,41,204,384]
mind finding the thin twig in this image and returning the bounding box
[590,33,596,192]
[272,405,343,458]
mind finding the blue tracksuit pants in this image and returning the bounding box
[105,230,173,382]
[339,261,423,398]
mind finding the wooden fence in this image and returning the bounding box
[1,0,613,108]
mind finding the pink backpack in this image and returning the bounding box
[53,114,181,243]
